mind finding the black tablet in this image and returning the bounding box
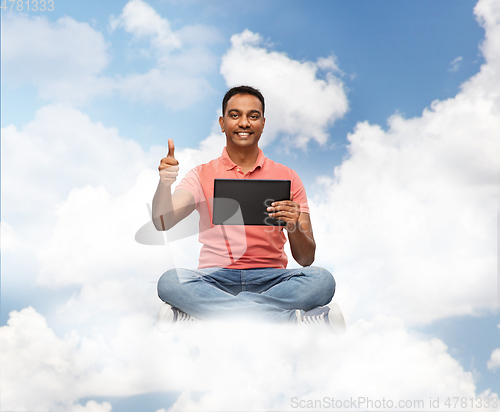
[213,179,291,226]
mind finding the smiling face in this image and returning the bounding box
[219,93,265,152]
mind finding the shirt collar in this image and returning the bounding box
[221,147,266,172]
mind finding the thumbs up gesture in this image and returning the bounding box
[158,139,179,186]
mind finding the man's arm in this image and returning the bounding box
[267,195,316,266]
[152,139,195,231]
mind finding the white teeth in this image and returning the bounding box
[237,133,250,136]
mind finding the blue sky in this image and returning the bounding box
[1,1,499,411]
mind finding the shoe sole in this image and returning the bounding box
[157,303,174,333]
[327,302,347,334]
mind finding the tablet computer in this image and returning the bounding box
[213,179,291,226]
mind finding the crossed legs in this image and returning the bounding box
[157,266,335,323]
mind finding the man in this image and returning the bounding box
[152,86,345,332]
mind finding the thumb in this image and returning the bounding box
[290,191,294,202]
[167,139,175,158]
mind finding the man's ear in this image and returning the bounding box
[262,117,265,129]
[219,116,225,133]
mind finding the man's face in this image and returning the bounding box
[219,93,265,151]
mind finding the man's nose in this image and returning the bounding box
[238,115,250,127]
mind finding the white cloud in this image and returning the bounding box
[108,0,222,109]
[0,104,169,306]
[0,307,101,411]
[109,0,182,53]
[488,348,500,370]
[487,324,500,371]
[308,0,500,326]
[0,221,21,251]
[220,29,349,149]
[475,0,500,67]
[35,176,171,288]
[1,104,152,232]
[2,308,498,412]
[71,401,113,412]
[449,56,463,72]
[2,13,113,103]
[109,1,221,109]
[2,5,220,108]
[317,55,342,72]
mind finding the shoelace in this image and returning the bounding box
[295,309,326,325]
[174,309,195,324]
[302,312,326,324]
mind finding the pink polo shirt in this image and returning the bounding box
[175,147,310,269]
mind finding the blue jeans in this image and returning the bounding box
[157,266,335,323]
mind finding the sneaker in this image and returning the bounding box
[157,303,197,332]
[295,302,346,334]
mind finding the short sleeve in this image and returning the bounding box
[174,167,204,207]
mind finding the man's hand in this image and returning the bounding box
[267,192,301,232]
[153,139,195,231]
[268,192,316,266]
[159,139,179,186]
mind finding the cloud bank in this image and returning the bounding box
[2,0,500,410]
[2,308,496,411]
[2,1,220,108]
[309,0,499,326]
[2,13,112,103]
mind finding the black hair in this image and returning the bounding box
[222,85,265,116]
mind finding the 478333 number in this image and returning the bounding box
[1,0,54,11]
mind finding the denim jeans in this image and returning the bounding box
[157,266,335,323]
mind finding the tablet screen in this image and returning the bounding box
[213,179,291,226]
